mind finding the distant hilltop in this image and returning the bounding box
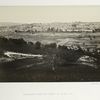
[0,22,23,26]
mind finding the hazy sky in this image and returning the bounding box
[0,6,100,23]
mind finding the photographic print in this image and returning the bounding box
[0,6,100,82]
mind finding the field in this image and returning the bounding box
[1,32,100,46]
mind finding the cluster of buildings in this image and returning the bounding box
[0,22,100,33]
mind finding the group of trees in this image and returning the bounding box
[94,28,100,32]
[0,37,57,54]
[15,29,37,34]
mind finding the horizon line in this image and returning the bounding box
[0,21,100,24]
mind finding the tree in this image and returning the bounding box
[35,41,41,49]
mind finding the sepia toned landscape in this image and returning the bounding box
[0,6,100,82]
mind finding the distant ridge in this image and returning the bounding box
[0,22,22,26]
[0,22,100,25]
